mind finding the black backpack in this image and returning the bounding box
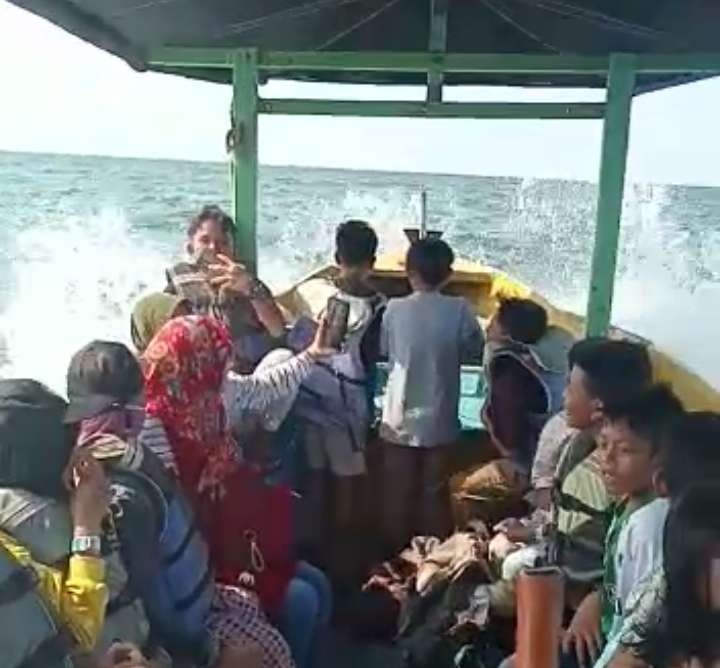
[397,564,502,668]
[101,440,215,665]
[0,380,73,500]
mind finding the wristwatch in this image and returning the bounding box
[71,534,102,557]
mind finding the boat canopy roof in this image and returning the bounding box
[8,0,720,92]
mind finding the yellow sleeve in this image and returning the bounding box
[56,555,110,651]
[0,533,109,652]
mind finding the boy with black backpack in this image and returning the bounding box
[0,379,112,664]
[63,340,217,666]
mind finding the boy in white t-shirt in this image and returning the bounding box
[380,238,484,552]
[561,384,684,668]
[602,412,720,668]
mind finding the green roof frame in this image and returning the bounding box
[149,48,720,74]
[149,47,720,336]
[426,0,449,104]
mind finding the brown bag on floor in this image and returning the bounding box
[451,458,528,527]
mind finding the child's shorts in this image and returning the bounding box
[303,421,367,477]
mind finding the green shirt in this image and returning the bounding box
[600,495,655,637]
[601,502,633,636]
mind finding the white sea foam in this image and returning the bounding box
[0,177,717,394]
[554,183,720,389]
[0,208,171,394]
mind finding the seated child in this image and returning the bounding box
[553,339,652,591]
[380,237,484,551]
[486,339,652,618]
[451,300,573,532]
[603,412,720,668]
[632,481,720,668]
[561,384,684,668]
[0,450,109,661]
[483,297,572,473]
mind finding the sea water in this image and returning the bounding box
[0,150,718,394]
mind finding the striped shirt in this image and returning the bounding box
[138,416,178,474]
[223,350,315,432]
[138,350,315,471]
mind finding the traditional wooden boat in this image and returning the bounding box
[8,2,720,666]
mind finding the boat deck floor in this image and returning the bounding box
[319,631,403,668]
[294,423,498,668]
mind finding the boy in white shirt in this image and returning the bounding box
[561,384,684,668]
[380,238,484,552]
[604,412,720,668]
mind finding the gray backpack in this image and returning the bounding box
[0,488,150,654]
[0,538,74,668]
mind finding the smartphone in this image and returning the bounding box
[194,248,219,271]
[325,296,350,350]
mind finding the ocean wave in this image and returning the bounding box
[0,155,717,391]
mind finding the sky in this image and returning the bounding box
[1,2,720,185]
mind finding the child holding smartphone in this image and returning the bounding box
[294,220,386,572]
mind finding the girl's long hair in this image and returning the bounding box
[638,482,720,668]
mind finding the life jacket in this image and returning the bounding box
[483,325,573,429]
[89,435,215,663]
[0,538,75,668]
[0,487,150,654]
[296,289,385,449]
[166,261,272,366]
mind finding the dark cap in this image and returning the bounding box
[65,341,143,424]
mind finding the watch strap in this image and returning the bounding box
[71,534,102,556]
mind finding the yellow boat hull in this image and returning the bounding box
[277,252,720,412]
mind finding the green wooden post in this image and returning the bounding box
[585,54,636,336]
[231,49,259,273]
[426,0,448,103]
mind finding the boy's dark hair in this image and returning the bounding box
[187,205,235,241]
[335,220,378,267]
[406,238,455,288]
[567,336,605,369]
[496,298,548,344]
[660,412,720,496]
[603,383,684,455]
[569,338,652,406]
